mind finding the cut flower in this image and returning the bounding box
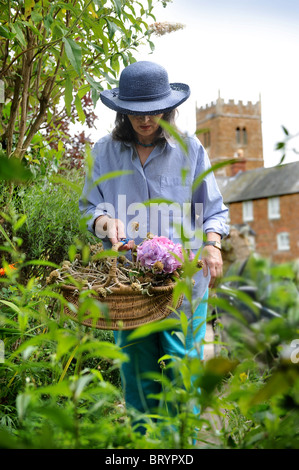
[136,236,194,274]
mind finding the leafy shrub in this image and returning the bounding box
[0,171,97,283]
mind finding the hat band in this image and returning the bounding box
[118,88,171,102]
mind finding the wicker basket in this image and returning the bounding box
[60,242,183,330]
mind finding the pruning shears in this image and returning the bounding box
[120,238,130,245]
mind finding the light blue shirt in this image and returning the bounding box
[79,133,229,317]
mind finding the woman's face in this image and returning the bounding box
[127,113,164,143]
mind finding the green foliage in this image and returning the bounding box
[275,126,299,164]
[1,124,299,447]
[16,178,92,265]
[0,150,33,183]
[1,215,299,448]
[0,171,96,278]
[0,0,161,159]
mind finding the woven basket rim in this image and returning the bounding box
[58,241,182,330]
[60,280,177,294]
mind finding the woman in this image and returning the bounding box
[79,61,229,435]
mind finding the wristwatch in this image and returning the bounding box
[203,240,222,251]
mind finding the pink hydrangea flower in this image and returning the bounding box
[136,236,194,274]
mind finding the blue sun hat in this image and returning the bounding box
[100,61,190,115]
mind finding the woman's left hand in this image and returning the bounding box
[202,245,223,288]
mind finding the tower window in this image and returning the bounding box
[236,127,248,145]
[204,131,211,148]
[199,130,211,148]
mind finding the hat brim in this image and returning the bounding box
[100,83,190,115]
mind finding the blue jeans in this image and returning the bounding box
[113,290,208,434]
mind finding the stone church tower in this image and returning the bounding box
[196,93,264,176]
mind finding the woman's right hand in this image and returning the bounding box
[94,216,134,250]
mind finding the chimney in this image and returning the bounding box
[231,149,246,176]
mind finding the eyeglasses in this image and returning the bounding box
[128,113,163,120]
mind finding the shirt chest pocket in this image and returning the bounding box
[160,175,192,204]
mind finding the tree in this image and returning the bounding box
[0,0,171,160]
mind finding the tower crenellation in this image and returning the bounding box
[196,94,264,177]
[197,97,261,123]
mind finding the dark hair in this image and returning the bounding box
[112,109,178,144]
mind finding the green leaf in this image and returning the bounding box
[0,224,16,250]
[31,10,43,24]
[0,300,23,316]
[282,125,289,136]
[158,119,188,154]
[112,0,122,17]
[128,319,181,340]
[11,23,26,47]
[92,170,133,189]
[22,260,60,269]
[110,54,120,74]
[50,175,82,195]
[84,71,103,91]
[105,18,118,39]
[149,40,155,51]
[180,311,189,338]
[78,341,128,362]
[63,37,82,75]
[192,159,236,192]
[275,142,285,150]
[74,93,85,123]
[34,381,73,398]
[0,25,14,40]
[25,0,35,17]
[249,366,299,407]
[68,245,77,262]
[33,406,75,432]
[0,154,33,182]
[141,197,176,206]
[197,357,239,394]
[77,84,89,99]
[13,214,27,232]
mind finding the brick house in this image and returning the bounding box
[217,163,299,263]
[196,95,299,263]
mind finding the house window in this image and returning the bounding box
[268,197,280,219]
[242,200,253,222]
[277,232,290,251]
[236,127,241,144]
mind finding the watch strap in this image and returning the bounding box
[203,240,222,250]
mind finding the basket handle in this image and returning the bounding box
[102,241,124,287]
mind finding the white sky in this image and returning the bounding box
[92,0,299,168]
